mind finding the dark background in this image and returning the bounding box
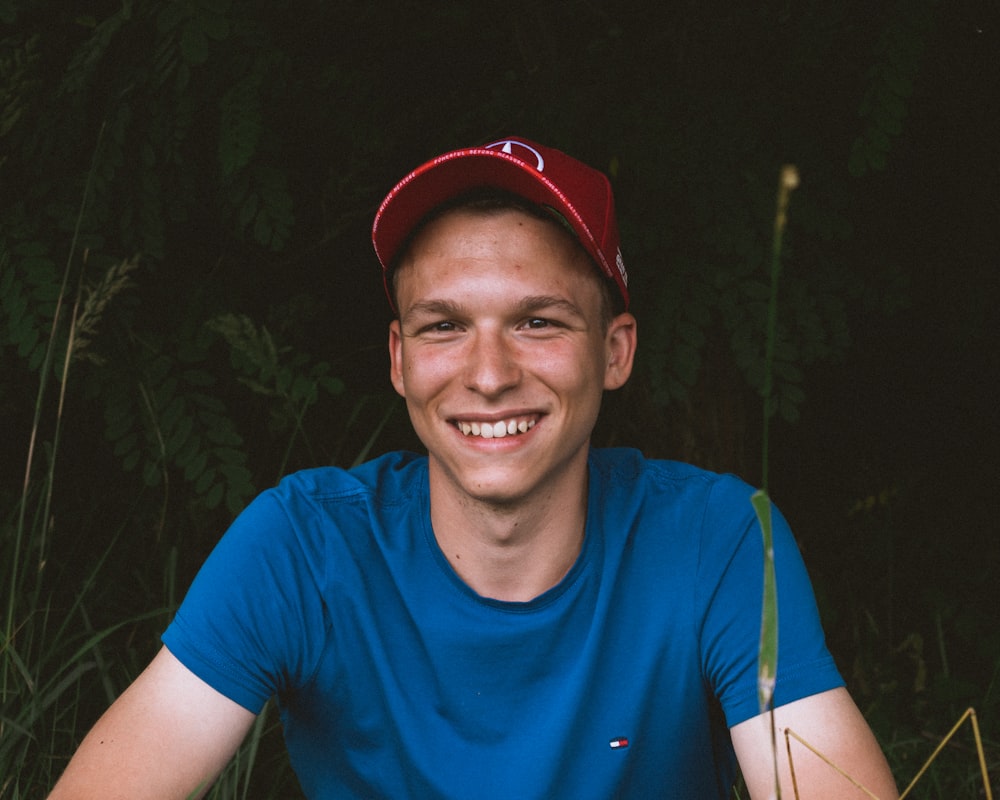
[2,0,998,791]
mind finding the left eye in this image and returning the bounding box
[525,318,551,329]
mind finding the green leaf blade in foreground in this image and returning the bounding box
[752,489,778,714]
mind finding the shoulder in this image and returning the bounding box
[589,447,757,511]
[269,451,427,508]
[217,451,427,563]
[587,447,771,574]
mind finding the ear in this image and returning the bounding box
[603,312,637,391]
[388,320,406,398]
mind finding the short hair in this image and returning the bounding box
[389,188,625,328]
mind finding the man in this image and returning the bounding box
[49,137,898,798]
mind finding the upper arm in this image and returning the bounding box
[730,687,899,800]
[48,646,257,800]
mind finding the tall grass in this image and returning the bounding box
[0,231,389,796]
[0,247,306,796]
[0,128,286,788]
[1,240,158,795]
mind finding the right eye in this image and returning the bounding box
[429,320,457,332]
[412,320,461,336]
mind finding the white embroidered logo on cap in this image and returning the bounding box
[616,248,628,286]
[486,140,545,172]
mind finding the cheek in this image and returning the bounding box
[398,349,453,402]
[538,340,605,385]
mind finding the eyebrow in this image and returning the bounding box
[399,299,464,327]
[514,295,587,319]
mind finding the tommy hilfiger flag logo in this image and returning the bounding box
[609,737,629,749]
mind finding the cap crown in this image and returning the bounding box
[372,137,628,310]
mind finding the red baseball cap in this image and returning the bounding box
[371,136,629,310]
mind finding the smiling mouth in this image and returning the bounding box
[454,416,538,439]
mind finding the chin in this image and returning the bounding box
[460,475,532,506]
[432,462,534,507]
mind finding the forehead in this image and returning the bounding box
[393,208,602,308]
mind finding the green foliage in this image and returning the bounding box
[0,242,59,373]
[218,67,263,177]
[91,309,341,518]
[209,313,344,408]
[223,165,296,252]
[207,312,346,478]
[815,484,1000,797]
[849,0,934,177]
[1,0,316,264]
[582,3,930,465]
[2,240,165,797]
[0,30,38,145]
[101,340,256,517]
[2,0,927,471]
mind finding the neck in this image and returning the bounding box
[428,467,589,603]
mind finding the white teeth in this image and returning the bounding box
[456,417,536,439]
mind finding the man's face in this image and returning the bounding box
[388,208,636,509]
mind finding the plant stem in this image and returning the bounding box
[760,164,799,491]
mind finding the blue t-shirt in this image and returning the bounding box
[162,448,843,799]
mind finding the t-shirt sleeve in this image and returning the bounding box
[697,476,844,727]
[162,487,328,714]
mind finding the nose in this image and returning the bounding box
[463,328,521,397]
